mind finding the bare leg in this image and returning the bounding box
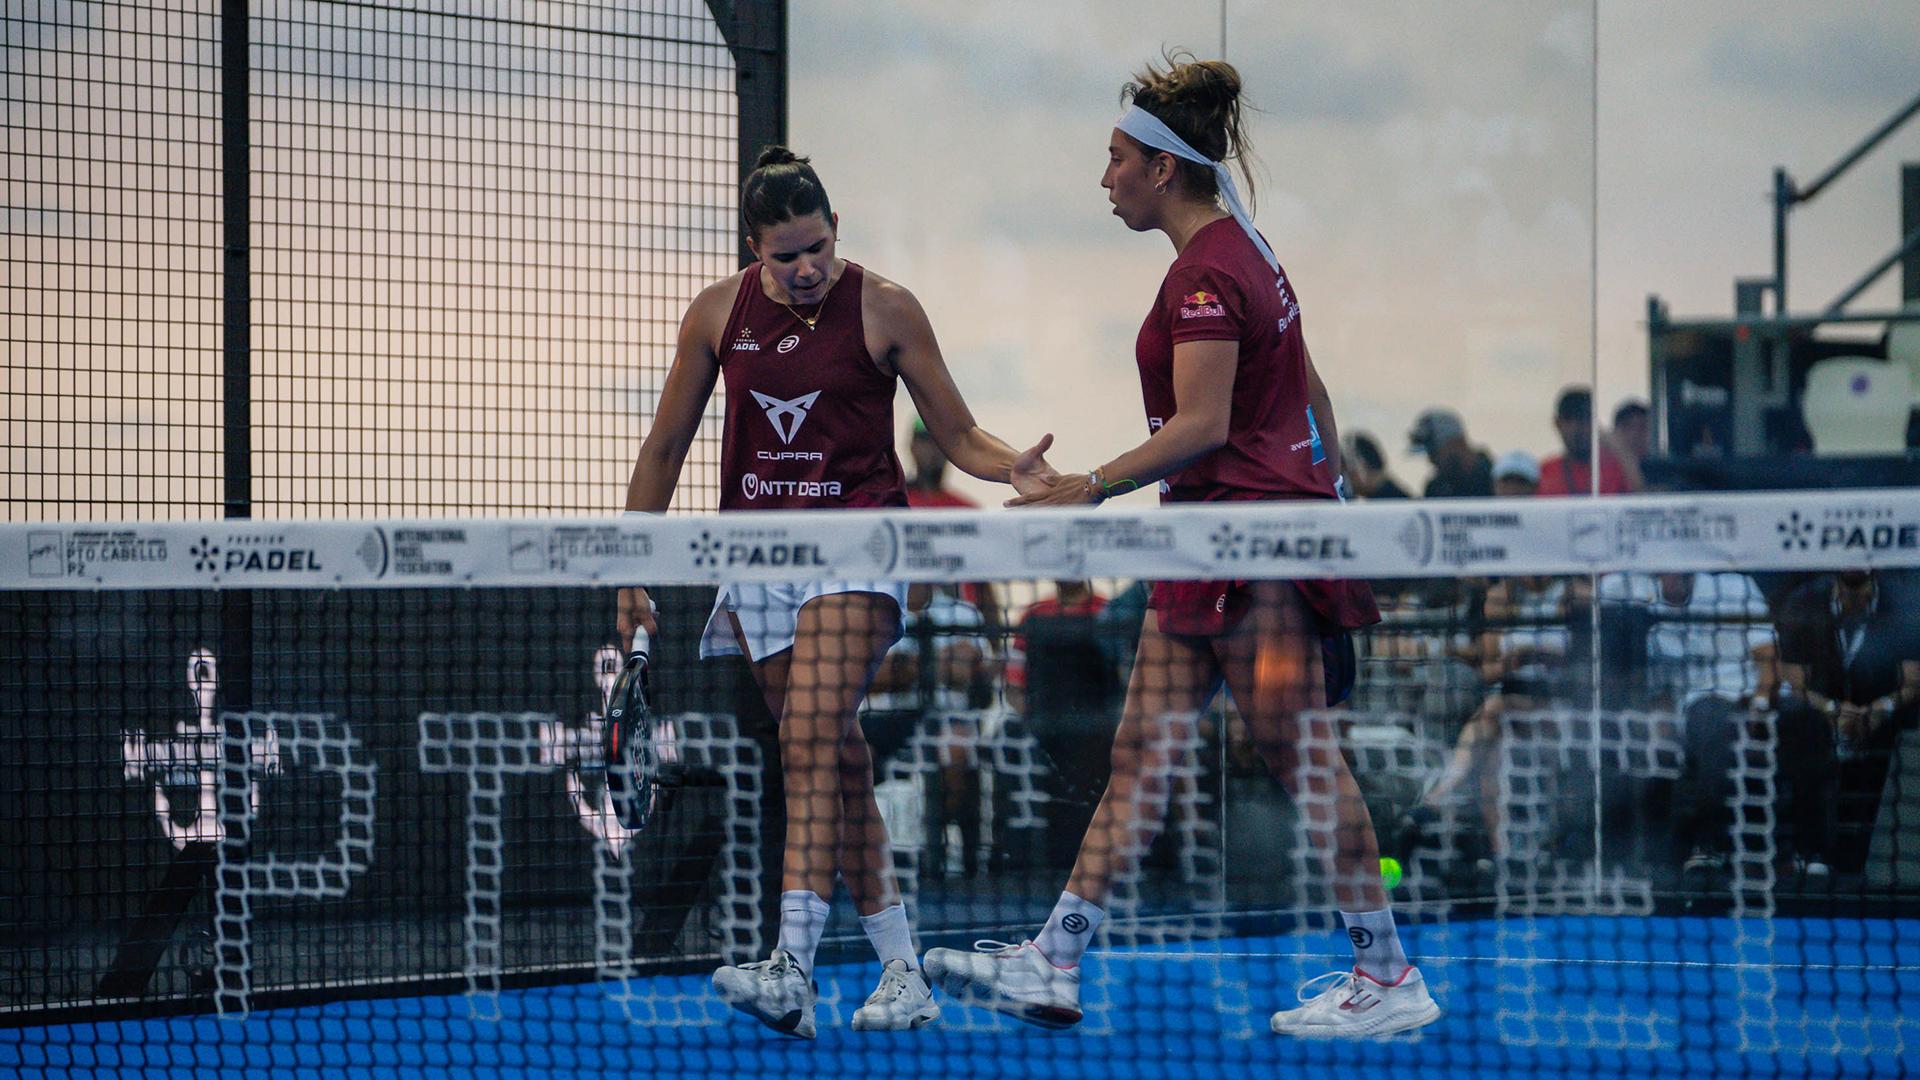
[837,728,899,915]
[1421,695,1503,806]
[732,594,901,909]
[1216,581,1385,912]
[1062,614,1217,907]
[774,592,902,902]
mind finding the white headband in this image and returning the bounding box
[1115,103,1277,274]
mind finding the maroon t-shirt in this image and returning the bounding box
[1135,219,1377,633]
[716,262,909,511]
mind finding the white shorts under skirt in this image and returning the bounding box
[699,580,909,663]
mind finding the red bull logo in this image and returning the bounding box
[1179,290,1226,320]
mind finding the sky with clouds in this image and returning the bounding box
[791,0,1920,504]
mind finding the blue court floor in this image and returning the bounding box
[6,916,1915,1079]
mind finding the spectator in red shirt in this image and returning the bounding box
[1536,386,1637,497]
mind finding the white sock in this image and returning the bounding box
[777,890,831,975]
[1033,891,1105,968]
[858,904,919,970]
[1340,908,1410,982]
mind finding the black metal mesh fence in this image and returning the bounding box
[5,0,743,522]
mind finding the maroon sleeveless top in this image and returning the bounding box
[716,262,909,511]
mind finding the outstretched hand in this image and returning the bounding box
[1010,433,1061,498]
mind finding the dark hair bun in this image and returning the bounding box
[754,145,806,169]
[741,146,832,240]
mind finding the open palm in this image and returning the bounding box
[1010,433,1061,498]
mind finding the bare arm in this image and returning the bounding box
[880,280,1050,485]
[617,280,727,646]
[623,284,727,512]
[1007,338,1236,506]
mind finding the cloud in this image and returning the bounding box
[1223,33,1418,124]
[1704,19,1918,107]
[804,1,1415,126]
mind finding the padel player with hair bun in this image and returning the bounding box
[924,54,1441,1038]
[617,146,1057,1038]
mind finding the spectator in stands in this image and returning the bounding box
[1344,433,1411,500]
[1396,456,1591,863]
[1595,571,1832,884]
[1408,408,1493,499]
[1611,398,1652,477]
[1492,450,1540,498]
[867,586,993,878]
[1775,570,1920,873]
[1007,582,1125,866]
[1536,386,1638,496]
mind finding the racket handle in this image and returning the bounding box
[628,626,650,664]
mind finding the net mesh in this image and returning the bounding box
[3,494,1917,1077]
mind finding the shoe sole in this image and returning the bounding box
[850,1005,941,1031]
[716,997,816,1039]
[930,970,1080,1030]
[714,979,817,1039]
[1273,1000,1441,1039]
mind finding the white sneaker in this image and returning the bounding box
[1269,966,1440,1038]
[851,959,941,1031]
[922,940,1081,1030]
[712,949,817,1039]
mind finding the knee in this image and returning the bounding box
[780,724,843,774]
[1248,734,1302,780]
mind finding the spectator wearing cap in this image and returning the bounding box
[1492,450,1540,498]
[1344,432,1411,500]
[1611,398,1652,478]
[1536,386,1636,497]
[1409,408,1493,499]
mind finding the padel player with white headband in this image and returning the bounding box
[925,53,1441,1038]
[617,147,1056,1038]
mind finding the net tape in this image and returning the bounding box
[9,489,1920,591]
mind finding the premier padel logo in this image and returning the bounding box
[687,529,827,569]
[1777,507,1918,553]
[732,327,760,352]
[1778,511,1815,551]
[1211,523,1246,561]
[188,535,326,576]
[751,390,821,444]
[691,531,725,568]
